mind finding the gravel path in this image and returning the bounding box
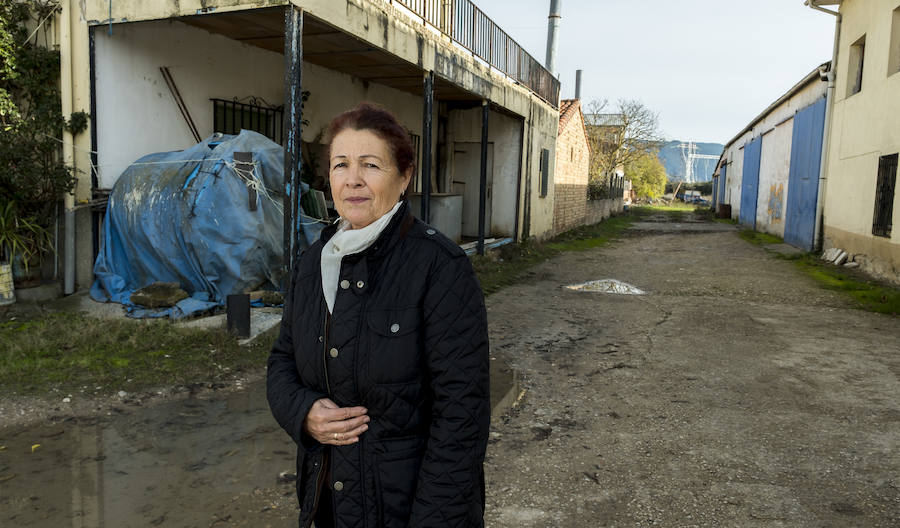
[483,219,899,527]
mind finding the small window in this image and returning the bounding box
[847,34,866,96]
[889,7,900,76]
[570,146,574,162]
[873,154,898,238]
[540,148,550,198]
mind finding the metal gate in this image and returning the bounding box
[740,137,762,227]
[784,98,827,250]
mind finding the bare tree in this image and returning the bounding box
[584,99,665,185]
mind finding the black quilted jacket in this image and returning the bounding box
[267,201,490,528]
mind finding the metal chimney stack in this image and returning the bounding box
[575,69,582,99]
[545,0,561,76]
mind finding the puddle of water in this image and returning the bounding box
[565,279,647,295]
[0,381,296,527]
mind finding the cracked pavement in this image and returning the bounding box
[483,216,900,527]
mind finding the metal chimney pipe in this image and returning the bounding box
[575,69,582,99]
[545,0,561,76]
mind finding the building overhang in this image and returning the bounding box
[178,8,479,102]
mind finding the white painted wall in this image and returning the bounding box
[756,120,794,237]
[95,19,425,189]
[94,20,285,188]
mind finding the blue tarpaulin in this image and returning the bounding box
[91,130,325,318]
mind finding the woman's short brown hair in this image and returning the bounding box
[327,103,416,176]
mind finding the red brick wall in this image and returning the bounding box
[553,110,590,235]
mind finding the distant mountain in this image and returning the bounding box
[657,141,724,182]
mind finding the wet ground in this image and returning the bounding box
[2,212,898,527]
[0,382,301,527]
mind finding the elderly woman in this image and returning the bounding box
[267,103,490,528]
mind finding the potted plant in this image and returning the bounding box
[0,200,52,290]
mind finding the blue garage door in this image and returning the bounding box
[718,164,728,207]
[784,98,827,251]
[740,137,762,227]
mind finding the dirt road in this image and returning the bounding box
[484,215,900,527]
[2,213,898,527]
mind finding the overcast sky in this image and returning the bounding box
[471,0,837,144]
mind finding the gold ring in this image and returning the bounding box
[333,432,339,441]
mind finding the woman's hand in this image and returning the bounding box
[303,398,370,445]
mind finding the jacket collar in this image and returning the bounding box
[319,200,413,259]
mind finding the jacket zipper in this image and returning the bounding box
[323,311,332,396]
[306,310,332,527]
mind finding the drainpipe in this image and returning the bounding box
[545,0,561,76]
[60,0,76,294]
[805,0,841,253]
[574,69,582,99]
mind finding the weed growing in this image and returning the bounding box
[0,312,277,396]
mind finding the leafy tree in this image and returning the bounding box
[0,0,79,223]
[584,99,665,190]
[625,151,666,200]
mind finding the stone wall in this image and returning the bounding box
[585,198,624,226]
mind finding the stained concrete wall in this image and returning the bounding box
[823,0,900,283]
[445,107,522,238]
[756,121,793,238]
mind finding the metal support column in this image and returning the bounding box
[421,71,434,223]
[477,100,489,255]
[283,6,303,282]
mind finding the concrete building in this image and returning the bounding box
[713,63,829,250]
[53,0,561,291]
[552,99,590,234]
[811,0,900,283]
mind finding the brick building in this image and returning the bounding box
[553,99,591,234]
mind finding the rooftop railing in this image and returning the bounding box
[394,0,560,108]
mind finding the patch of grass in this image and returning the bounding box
[739,229,784,246]
[735,236,900,316]
[472,213,636,295]
[791,255,900,316]
[0,312,278,397]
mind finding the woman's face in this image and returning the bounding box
[329,128,412,230]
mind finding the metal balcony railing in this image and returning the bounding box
[394,0,560,108]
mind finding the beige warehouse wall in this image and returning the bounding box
[824,0,900,282]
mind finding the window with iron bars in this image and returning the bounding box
[212,98,285,145]
[873,153,898,238]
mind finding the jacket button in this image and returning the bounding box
[340,280,350,289]
[329,348,339,358]
[318,336,323,342]
[333,481,344,491]
[426,228,436,235]
[390,323,400,333]
[356,280,365,289]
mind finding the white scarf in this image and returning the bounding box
[320,201,403,314]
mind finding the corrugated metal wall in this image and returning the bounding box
[740,137,762,227]
[784,98,827,251]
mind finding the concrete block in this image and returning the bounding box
[843,262,860,269]
[834,251,848,266]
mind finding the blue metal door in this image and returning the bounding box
[718,164,728,207]
[784,98,827,250]
[740,137,762,227]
